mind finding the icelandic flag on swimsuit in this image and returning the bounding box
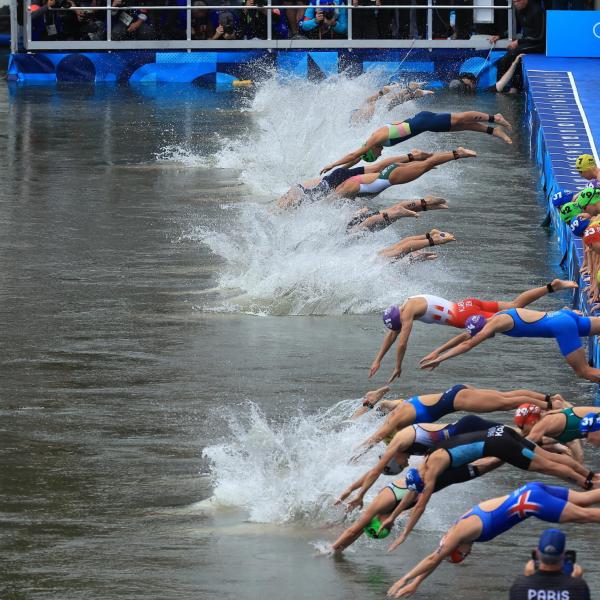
[506,489,542,521]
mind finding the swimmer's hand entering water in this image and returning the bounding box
[369,360,381,378]
[388,367,402,383]
[388,531,407,552]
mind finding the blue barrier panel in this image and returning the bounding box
[547,11,600,58]
[524,60,600,391]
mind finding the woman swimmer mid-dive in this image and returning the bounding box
[330,456,501,553]
[420,305,600,383]
[276,148,473,209]
[355,383,562,452]
[320,110,511,175]
[371,279,578,382]
[387,483,600,597]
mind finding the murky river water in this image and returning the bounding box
[1,76,599,599]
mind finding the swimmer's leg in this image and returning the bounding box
[352,205,419,232]
[529,449,589,488]
[558,501,600,524]
[331,488,397,553]
[451,111,512,132]
[454,387,555,412]
[378,230,455,260]
[496,279,579,311]
[388,148,476,186]
[451,120,512,144]
[565,348,600,383]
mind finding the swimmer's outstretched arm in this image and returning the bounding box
[335,473,369,508]
[379,490,418,536]
[369,330,400,378]
[420,331,471,365]
[320,130,388,175]
[387,527,468,598]
[392,477,435,547]
[420,323,499,370]
[345,435,411,506]
[389,317,414,382]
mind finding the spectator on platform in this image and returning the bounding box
[351,0,379,39]
[190,0,214,39]
[281,0,306,37]
[111,0,156,39]
[211,9,240,39]
[30,0,64,41]
[241,0,290,39]
[489,0,545,92]
[299,0,347,39]
[74,0,106,40]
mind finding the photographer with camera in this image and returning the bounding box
[299,0,347,39]
[509,529,590,600]
[241,0,289,40]
[211,10,238,39]
[111,0,156,40]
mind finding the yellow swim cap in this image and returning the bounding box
[575,154,596,172]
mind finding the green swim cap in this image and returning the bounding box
[363,516,390,539]
[361,142,377,163]
[559,200,583,223]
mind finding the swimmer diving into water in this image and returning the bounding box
[320,111,511,175]
[419,306,600,383]
[387,483,600,597]
[277,148,475,209]
[338,414,502,510]
[383,425,598,551]
[371,279,577,382]
[350,81,434,124]
[330,456,501,553]
[355,383,561,451]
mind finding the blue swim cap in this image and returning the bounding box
[383,305,401,331]
[570,215,591,237]
[465,314,487,336]
[405,467,424,493]
[551,190,574,208]
[579,412,600,435]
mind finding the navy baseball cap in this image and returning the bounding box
[538,529,566,557]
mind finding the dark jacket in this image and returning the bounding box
[516,0,545,50]
[509,571,590,600]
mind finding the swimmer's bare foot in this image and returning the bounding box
[428,230,455,245]
[423,195,449,210]
[551,278,579,291]
[413,89,434,98]
[363,386,391,407]
[494,113,512,131]
[408,81,426,90]
[493,127,513,145]
[453,147,477,159]
[550,394,567,409]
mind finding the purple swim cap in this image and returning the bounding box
[383,305,401,331]
[465,314,487,336]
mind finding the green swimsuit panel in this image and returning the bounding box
[555,408,583,443]
[378,163,400,180]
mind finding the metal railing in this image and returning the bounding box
[14,0,513,51]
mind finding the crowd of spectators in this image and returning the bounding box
[29,0,597,42]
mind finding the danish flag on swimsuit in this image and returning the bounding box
[507,490,543,520]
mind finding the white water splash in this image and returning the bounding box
[166,73,465,315]
[202,399,385,523]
